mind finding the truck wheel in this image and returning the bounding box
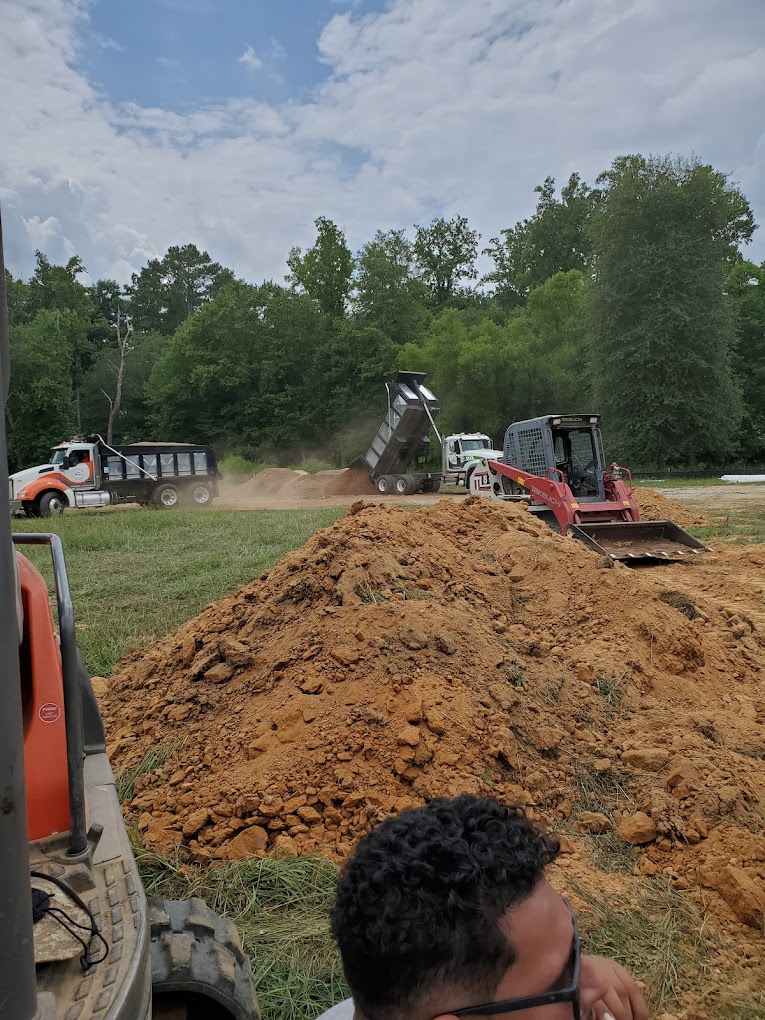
[189,483,213,508]
[38,491,66,517]
[403,474,420,495]
[421,478,441,494]
[154,483,181,509]
[394,476,409,495]
[149,898,259,1020]
[376,475,395,495]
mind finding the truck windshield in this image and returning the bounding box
[461,439,491,452]
[51,449,66,465]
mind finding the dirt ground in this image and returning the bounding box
[216,468,765,517]
[102,487,765,1017]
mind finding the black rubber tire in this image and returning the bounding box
[403,474,419,495]
[428,478,441,493]
[376,475,395,495]
[188,482,213,508]
[394,475,415,495]
[149,898,259,1020]
[22,501,41,518]
[38,491,66,517]
[153,483,181,509]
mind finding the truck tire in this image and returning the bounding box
[149,898,259,1020]
[376,475,395,495]
[38,491,66,517]
[188,482,213,508]
[153,483,181,509]
[394,476,410,495]
[421,478,441,493]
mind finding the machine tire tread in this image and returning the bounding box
[149,898,259,1019]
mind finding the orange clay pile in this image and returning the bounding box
[632,486,705,527]
[102,496,765,1000]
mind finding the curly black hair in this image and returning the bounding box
[331,795,559,1020]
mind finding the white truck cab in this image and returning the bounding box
[442,433,503,486]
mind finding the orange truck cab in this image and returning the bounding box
[9,436,221,517]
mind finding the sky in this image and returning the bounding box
[1,0,764,285]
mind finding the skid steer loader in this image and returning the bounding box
[0,222,260,1018]
[470,414,708,563]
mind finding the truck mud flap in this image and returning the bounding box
[567,520,709,562]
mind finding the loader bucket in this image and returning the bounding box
[568,520,709,562]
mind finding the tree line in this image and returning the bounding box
[4,152,765,471]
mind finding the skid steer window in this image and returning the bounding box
[569,430,598,495]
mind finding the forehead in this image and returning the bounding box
[495,881,573,999]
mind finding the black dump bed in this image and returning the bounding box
[361,372,440,478]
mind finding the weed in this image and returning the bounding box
[542,677,565,705]
[507,660,525,688]
[219,454,258,479]
[356,582,386,604]
[659,590,698,620]
[572,878,712,1014]
[296,458,335,474]
[573,758,635,817]
[115,736,186,802]
[594,672,626,712]
[587,831,638,874]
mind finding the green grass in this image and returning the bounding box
[638,477,729,489]
[136,848,347,1020]
[690,509,765,545]
[12,506,346,675]
[115,736,187,802]
[573,879,711,1014]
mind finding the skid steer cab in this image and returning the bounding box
[10,436,220,517]
[470,413,708,563]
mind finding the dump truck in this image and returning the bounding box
[9,435,220,517]
[359,372,503,494]
[1,216,258,1019]
[470,413,708,562]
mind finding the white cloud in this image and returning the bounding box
[93,33,123,52]
[0,0,763,286]
[238,45,263,70]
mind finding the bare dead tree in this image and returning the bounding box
[106,307,133,445]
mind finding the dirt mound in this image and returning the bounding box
[103,497,764,962]
[633,486,705,528]
[239,465,377,501]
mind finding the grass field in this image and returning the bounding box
[12,506,346,675]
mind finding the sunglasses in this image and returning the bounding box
[448,900,581,1019]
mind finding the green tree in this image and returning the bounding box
[591,154,754,468]
[354,229,430,344]
[728,260,765,460]
[413,215,480,305]
[399,271,591,438]
[80,330,165,442]
[127,244,231,335]
[484,174,599,309]
[286,217,354,319]
[7,310,77,467]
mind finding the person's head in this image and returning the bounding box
[332,795,604,1020]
